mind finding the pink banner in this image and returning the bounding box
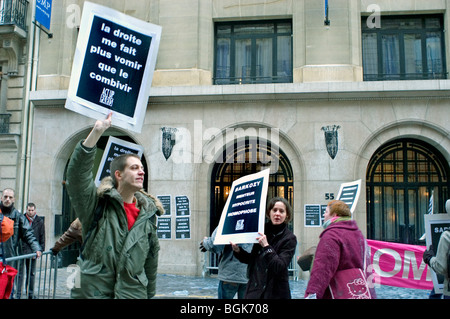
[367,240,433,290]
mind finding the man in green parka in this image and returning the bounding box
[65,113,164,299]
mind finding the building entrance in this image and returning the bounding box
[366,138,449,244]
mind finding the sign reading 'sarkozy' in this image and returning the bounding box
[66,2,161,133]
[214,169,270,245]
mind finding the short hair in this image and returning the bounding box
[2,188,15,196]
[109,153,141,187]
[327,200,351,217]
[266,197,293,223]
[27,202,36,209]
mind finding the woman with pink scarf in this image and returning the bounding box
[305,200,376,299]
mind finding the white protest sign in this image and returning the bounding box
[66,1,161,133]
[337,179,361,214]
[95,136,144,186]
[214,169,270,245]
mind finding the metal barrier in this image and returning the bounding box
[5,251,58,299]
[202,247,299,280]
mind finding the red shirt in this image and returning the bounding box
[123,201,140,230]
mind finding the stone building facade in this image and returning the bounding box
[0,0,449,277]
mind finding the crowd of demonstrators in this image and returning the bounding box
[0,113,447,300]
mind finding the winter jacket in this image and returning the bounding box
[0,204,41,258]
[65,141,164,299]
[234,222,297,299]
[305,219,376,299]
[22,214,45,254]
[202,227,252,284]
[428,230,450,297]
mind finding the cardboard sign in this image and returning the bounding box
[95,136,144,186]
[66,1,161,133]
[214,169,270,245]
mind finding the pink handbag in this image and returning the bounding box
[329,268,371,299]
[329,241,372,299]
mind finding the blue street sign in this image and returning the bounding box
[35,0,52,30]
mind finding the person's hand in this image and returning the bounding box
[83,113,112,148]
[257,232,269,247]
[35,251,42,258]
[93,112,112,133]
[230,242,240,253]
[199,238,207,252]
[423,245,434,265]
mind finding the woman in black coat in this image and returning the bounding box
[231,197,297,299]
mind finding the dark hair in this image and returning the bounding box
[109,153,141,187]
[27,202,36,209]
[266,197,293,223]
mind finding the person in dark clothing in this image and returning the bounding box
[18,203,46,299]
[0,190,42,299]
[0,189,42,259]
[231,197,297,299]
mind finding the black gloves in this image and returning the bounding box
[199,241,207,252]
[423,245,434,265]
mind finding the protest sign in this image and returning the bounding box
[157,217,172,240]
[157,195,172,216]
[214,169,270,245]
[424,213,450,293]
[94,136,144,186]
[304,205,321,227]
[337,179,361,214]
[65,1,161,133]
[176,217,191,240]
[367,240,433,290]
[175,196,190,216]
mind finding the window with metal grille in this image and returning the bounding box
[214,20,293,85]
[362,14,447,81]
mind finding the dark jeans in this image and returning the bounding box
[218,280,247,299]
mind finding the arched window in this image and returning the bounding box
[210,137,293,234]
[366,138,449,244]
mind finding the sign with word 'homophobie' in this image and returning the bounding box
[66,2,161,133]
[214,169,270,245]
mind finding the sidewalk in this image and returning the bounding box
[54,267,431,299]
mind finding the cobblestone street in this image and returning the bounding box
[53,267,431,299]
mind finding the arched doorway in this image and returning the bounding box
[58,134,148,266]
[210,137,294,235]
[366,138,449,244]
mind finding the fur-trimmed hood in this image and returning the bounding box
[97,176,165,216]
